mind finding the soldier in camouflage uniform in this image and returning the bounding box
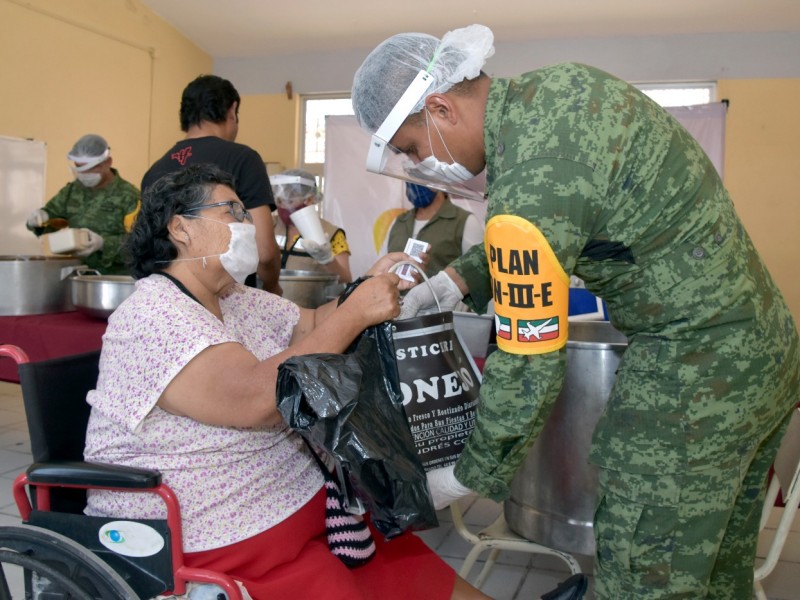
[27,134,140,275]
[351,25,800,599]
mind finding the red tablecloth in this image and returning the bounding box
[0,311,107,383]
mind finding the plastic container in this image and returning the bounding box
[42,228,90,255]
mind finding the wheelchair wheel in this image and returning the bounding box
[0,525,138,599]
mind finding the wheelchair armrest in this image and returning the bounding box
[26,461,162,489]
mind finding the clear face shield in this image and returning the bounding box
[366,71,486,202]
[68,148,110,174]
[270,174,318,209]
[270,174,317,189]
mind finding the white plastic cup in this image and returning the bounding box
[290,205,326,244]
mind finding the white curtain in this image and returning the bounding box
[667,102,727,178]
[322,116,405,279]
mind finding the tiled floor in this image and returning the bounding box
[0,379,797,599]
[421,494,800,600]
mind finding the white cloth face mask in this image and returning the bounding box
[404,109,474,185]
[167,218,258,284]
[76,172,102,188]
[219,221,259,284]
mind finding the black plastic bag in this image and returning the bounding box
[277,280,438,539]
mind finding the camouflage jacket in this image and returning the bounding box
[41,169,140,274]
[451,63,800,500]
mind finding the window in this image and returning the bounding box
[299,95,354,178]
[634,82,716,107]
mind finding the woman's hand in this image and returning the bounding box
[341,272,403,325]
[367,251,429,291]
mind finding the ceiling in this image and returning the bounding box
[140,0,800,59]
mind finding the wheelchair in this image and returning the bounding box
[0,344,246,599]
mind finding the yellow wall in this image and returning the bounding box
[236,93,300,175]
[0,0,211,198]
[718,78,800,322]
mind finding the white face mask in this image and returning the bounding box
[404,109,475,185]
[219,222,259,284]
[405,155,475,185]
[166,219,258,284]
[76,172,102,188]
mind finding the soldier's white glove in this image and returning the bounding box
[399,271,463,319]
[302,239,334,265]
[426,464,473,510]
[26,209,49,229]
[74,229,104,257]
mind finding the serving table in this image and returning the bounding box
[0,311,107,383]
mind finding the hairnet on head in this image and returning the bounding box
[351,24,494,133]
[270,169,319,211]
[67,134,110,171]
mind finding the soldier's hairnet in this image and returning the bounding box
[351,24,494,133]
[67,134,110,163]
[271,169,319,210]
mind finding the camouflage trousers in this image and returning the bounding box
[593,408,793,600]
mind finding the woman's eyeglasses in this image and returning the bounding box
[184,201,253,223]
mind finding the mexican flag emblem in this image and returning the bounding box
[494,314,512,340]
[517,317,559,342]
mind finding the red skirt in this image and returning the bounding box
[184,488,455,600]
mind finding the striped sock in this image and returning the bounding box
[324,479,376,567]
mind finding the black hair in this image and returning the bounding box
[125,163,236,279]
[179,75,241,131]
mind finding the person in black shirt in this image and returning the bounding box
[142,75,281,293]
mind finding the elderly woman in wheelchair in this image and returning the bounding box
[73,163,509,600]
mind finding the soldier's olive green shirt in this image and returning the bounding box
[451,63,800,500]
[42,169,140,274]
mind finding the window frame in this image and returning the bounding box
[633,81,717,107]
[298,93,354,179]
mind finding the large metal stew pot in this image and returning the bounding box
[70,271,135,319]
[504,320,628,556]
[0,255,83,316]
[278,270,339,308]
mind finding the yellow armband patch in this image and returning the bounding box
[123,200,141,233]
[485,215,569,354]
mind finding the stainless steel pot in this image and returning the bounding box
[279,270,339,308]
[452,311,494,359]
[0,255,83,316]
[504,320,628,555]
[70,270,135,319]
